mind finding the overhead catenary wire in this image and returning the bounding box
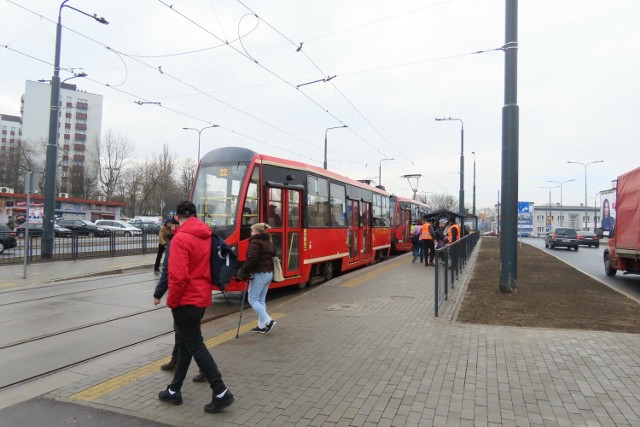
[1,1,370,170]
[2,0,484,194]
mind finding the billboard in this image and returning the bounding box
[600,190,616,233]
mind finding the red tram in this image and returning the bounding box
[191,147,394,291]
[390,196,430,253]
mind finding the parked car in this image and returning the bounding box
[544,227,579,251]
[15,223,73,238]
[481,230,499,237]
[128,219,161,235]
[57,219,111,237]
[0,224,18,254]
[94,220,142,236]
[576,230,600,248]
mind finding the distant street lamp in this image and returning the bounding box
[378,158,394,186]
[547,179,574,227]
[435,117,464,215]
[323,125,348,170]
[183,124,219,162]
[567,160,604,230]
[540,185,559,231]
[42,0,108,259]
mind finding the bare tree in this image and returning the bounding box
[3,138,43,192]
[177,159,197,200]
[428,193,458,211]
[90,130,133,200]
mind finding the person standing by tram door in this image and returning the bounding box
[411,219,423,263]
[421,217,436,266]
[236,222,277,334]
[154,220,172,273]
[152,218,205,382]
[158,201,234,414]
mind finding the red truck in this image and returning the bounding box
[604,166,640,276]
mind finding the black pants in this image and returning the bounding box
[154,244,166,271]
[424,239,435,265]
[170,305,226,394]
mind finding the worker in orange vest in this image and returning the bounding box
[446,217,462,244]
[421,217,436,265]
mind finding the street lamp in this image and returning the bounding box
[435,117,464,215]
[547,179,574,227]
[471,151,476,216]
[183,124,219,162]
[323,125,348,170]
[378,158,394,186]
[540,185,559,231]
[567,160,604,230]
[42,1,108,259]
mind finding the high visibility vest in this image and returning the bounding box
[421,222,433,240]
[448,223,461,242]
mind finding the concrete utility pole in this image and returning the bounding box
[499,0,519,292]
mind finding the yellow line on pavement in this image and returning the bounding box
[341,257,407,288]
[71,312,286,401]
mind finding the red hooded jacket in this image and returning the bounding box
[167,217,212,308]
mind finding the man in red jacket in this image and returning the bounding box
[158,201,234,414]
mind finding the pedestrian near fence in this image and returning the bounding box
[421,217,436,265]
[158,201,234,414]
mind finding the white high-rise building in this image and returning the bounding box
[0,113,22,189]
[21,80,103,195]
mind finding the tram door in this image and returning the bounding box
[267,186,301,277]
[347,200,372,263]
[400,208,412,245]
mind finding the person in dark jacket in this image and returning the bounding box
[154,220,173,273]
[157,201,234,414]
[236,222,276,334]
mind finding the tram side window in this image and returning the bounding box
[307,175,329,227]
[242,168,260,227]
[372,194,384,226]
[330,183,346,227]
[381,196,390,227]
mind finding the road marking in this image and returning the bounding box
[71,312,286,401]
[341,257,407,288]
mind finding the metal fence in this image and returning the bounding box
[434,231,480,316]
[0,231,157,265]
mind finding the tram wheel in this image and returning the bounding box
[322,262,334,281]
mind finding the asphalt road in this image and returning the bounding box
[523,237,640,301]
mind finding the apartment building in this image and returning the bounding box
[21,80,103,196]
[0,113,22,190]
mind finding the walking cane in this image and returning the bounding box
[235,278,249,338]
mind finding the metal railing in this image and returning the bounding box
[0,231,156,265]
[434,231,480,316]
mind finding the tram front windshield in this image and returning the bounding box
[191,161,248,236]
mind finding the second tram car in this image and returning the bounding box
[191,147,393,291]
[390,196,430,253]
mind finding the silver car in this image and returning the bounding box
[94,220,142,236]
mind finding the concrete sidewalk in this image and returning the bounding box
[4,244,640,426]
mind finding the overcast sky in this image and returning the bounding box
[1,0,638,210]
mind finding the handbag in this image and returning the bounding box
[272,256,284,282]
